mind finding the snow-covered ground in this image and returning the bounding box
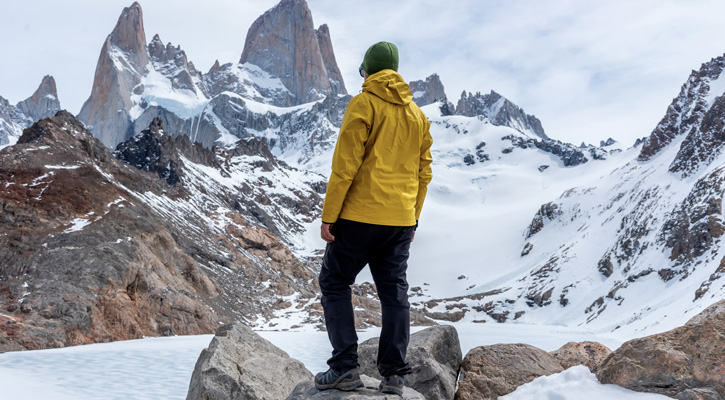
[0,324,669,400]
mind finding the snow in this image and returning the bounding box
[0,325,669,400]
[706,71,725,107]
[129,69,208,120]
[46,164,82,169]
[502,366,670,399]
[63,218,92,233]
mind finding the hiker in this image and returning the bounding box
[314,41,434,395]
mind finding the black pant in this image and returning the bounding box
[319,218,415,377]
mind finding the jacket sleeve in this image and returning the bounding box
[415,119,433,221]
[321,96,371,223]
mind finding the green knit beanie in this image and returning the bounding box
[360,41,399,75]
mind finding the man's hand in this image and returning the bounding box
[321,222,335,243]
[411,230,415,243]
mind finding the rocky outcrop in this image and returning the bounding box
[315,24,346,97]
[16,75,61,122]
[455,343,564,400]
[240,0,347,106]
[639,54,725,164]
[358,325,461,400]
[597,299,725,399]
[409,74,447,107]
[1,76,62,149]
[287,375,424,399]
[550,341,612,373]
[501,134,588,167]
[0,111,325,352]
[456,90,548,139]
[186,322,311,400]
[77,2,148,148]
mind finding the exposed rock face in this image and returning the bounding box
[148,34,205,96]
[639,54,725,165]
[0,111,325,352]
[455,343,564,400]
[16,75,61,122]
[456,90,548,139]
[409,74,447,107]
[597,299,725,399]
[286,375,425,399]
[239,0,347,106]
[501,134,588,166]
[186,323,311,400]
[77,2,148,148]
[0,96,31,148]
[550,341,612,373]
[315,24,346,97]
[358,325,461,400]
[1,76,62,149]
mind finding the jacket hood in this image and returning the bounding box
[362,69,413,106]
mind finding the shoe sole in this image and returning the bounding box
[315,379,363,391]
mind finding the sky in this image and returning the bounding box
[1,0,725,145]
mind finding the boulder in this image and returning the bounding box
[455,343,564,400]
[186,322,312,400]
[358,325,462,400]
[597,299,725,400]
[550,341,612,373]
[286,375,424,399]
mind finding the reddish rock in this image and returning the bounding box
[455,343,564,399]
[597,299,725,399]
[550,341,612,373]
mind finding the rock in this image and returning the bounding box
[456,90,547,139]
[409,74,447,107]
[597,299,725,399]
[16,75,61,122]
[239,0,346,106]
[455,343,564,400]
[550,341,612,373]
[77,2,148,147]
[186,322,312,400]
[358,325,461,400]
[286,375,424,399]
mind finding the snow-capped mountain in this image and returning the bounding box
[3,0,724,352]
[76,0,349,157]
[412,54,725,338]
[0,75,61,149]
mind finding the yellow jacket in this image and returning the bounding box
[321,69,433,226]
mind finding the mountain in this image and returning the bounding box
[456,90,548,139]
[0,111,328,351]
[239,0,347,106]
[409,73,448,107]
[76,0,350,167]
[0,76,61,149]
[409,54,725,337]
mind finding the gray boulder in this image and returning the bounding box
[455,343,564,400]
[286,375,424,399]
[186,322,312,400]
[359,325,462,400]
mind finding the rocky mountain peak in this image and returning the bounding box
[315,23,346,96]
[456,90,548,139]
[638,54,725,170]
[409,73,447,107]
[16,75,61,122]
[109,1,149,70]
[114,117,218,186]
[239,0,346,106]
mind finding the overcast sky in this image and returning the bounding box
[2,0,725,145]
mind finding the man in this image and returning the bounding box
[314,41,433,395]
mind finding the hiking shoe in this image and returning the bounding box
[314,367,363,391]
[379,374,404,395]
